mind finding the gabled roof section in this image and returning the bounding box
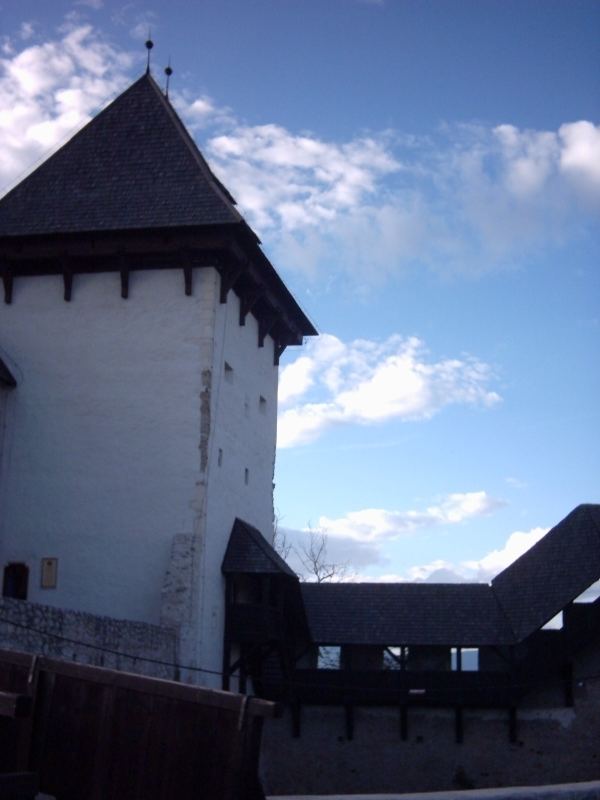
[222,519,298,579]
[301,582,515,647]
[492,504,600,641]
[0,74,241,237]
[0,73,316,348]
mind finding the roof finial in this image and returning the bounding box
[164,59,173,99]
[145,31,154,75]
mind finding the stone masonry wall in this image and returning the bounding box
[260,643,600,796]
[0,597,179,680]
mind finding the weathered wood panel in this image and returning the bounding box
[0,648,277,800]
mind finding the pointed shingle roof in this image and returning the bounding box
[0,73,316,346]
[222,519,298,579]
[0,74,242,237]
[492,504,600,640]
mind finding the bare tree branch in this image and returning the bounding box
[295,527,348,583]
[273,525,293,561]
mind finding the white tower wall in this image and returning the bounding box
[0,265,278,672]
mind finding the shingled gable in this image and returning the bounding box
[301,582,515,647]
[492,503,600,641]
[0,72,316,352]
[222,518,298,579]
[0,73,240,236]
[299,504,600,649]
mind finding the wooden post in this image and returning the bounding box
[28,669,56,773]
[222,577,233,691]
[2,271,13,304]
[15,655,40,772]
[344,702,354,741]
[291,700,301,738]
[455,706,464,744]
[399,704,408,741]
[509,706,518,743]
[563,662,574,707]
[239,648,248,695]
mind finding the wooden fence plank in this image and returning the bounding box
[0,648,274,800]
[0,772,38,800]
[0,691,32,719]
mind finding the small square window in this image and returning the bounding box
[3,562,29,599]
[41,558,58,589]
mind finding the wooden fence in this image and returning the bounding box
[0,647,278,800]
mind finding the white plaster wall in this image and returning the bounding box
[191,290,279,681]
[0,268,220,625]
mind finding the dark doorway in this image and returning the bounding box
[2,562,29,600]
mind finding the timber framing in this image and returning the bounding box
[0,72,316,359]
[0,224,316,361]
[221,506,600,741]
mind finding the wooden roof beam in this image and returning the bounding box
[61,257,74,302]
[0,228,232,261]
[0,357,17,388]
[258,314,278,348]
[239,287,264,326]
[2,269,12,304]
[219,258,248,304]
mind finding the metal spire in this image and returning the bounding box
[165,59,173,99]
[145,33,154,75]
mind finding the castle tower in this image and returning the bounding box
[0,73,315,682]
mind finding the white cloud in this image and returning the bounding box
[494,124,559,197]
[207,124,400,231]
[310,519,600,603]
[356,525,549,584]
[174,92,234,132]
[129,18,157,42]
[316,491,504,543]
[208,117,600,281]
[398,526,548,584]
[559,121,600,194]
[19,22,36,41]
[0,23,133,190]
[277,333,500,448]
[1,23,597,284]
[279,526,386,577]
[76,0,104,8]
[463,527,548,582]
[278,355,316,405]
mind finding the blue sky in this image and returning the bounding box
[1,0,598,584]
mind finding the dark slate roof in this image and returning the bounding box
[301,582,515,647]
[222,519,298,579]
[0,356,17,388]
[0,73,242,237]
[492,504,600,641]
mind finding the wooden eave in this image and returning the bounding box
[0,223,315,359]
[0,357,16,388]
